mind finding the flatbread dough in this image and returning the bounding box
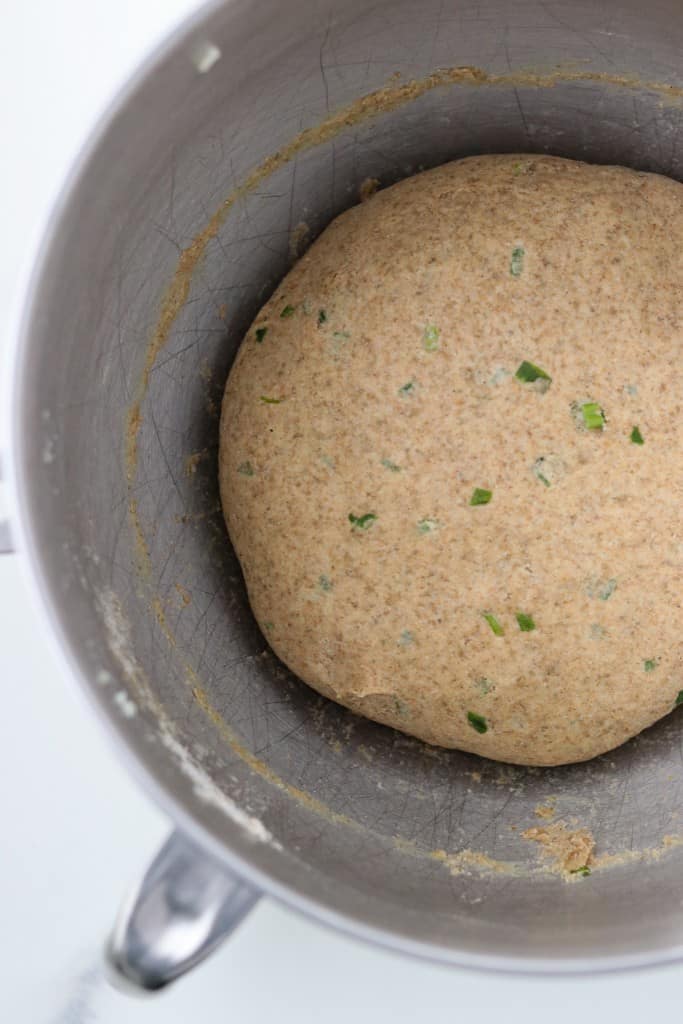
[219,154,683,766]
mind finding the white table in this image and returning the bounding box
[0,2,679,1019]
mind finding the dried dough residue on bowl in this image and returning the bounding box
[522,820,595,877]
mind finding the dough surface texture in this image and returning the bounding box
[219,154,683,766]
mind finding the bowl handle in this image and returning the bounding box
[106,828,261,993]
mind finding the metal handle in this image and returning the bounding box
[106,829,261,993]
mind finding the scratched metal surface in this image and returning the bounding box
[15,0,683,963]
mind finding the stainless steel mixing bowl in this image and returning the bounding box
[6,0,683,991]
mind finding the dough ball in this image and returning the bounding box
[219,154,683,766]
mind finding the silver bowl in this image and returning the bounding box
[6,0,683,990]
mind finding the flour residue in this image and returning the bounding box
[522,820,595,876]
[159,723,279,847]
[592,833,683,870]
[432,847,522,877]
[96,587,148,698]
[360,177,381,202]
[289,221,310,260]
[534,801,557,820]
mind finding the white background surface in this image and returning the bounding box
[1,1,682,1020]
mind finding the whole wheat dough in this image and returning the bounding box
[219,154,683,766]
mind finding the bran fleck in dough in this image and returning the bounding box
[219,154,683,766]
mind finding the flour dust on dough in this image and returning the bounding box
[219,154,683,767]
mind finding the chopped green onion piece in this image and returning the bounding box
[483,613,504,636]
[516,612,536,632]
[263,621,274,632]
[532,454,566,488]
[423,324,440,351]
[399,630,414,646]
[280,304,296,318]
[333,330,350,340]
[676,691,683,707]
[570,865,591,877]
[398,380,415,396]
[349,512,377,530]
[467,711,488,734]
[630,425,644,445]
[510,246,525,277]
[237,460,254,477]
[381,458,401,472]
[318,574,333,592]
[394,697,411,718]
[476,678,495,695]
[317,309,327,326]
[255,327,268,343]
[470,488,492,506]
[417,518,440,534]
[260,396,283,404]
[515,360,551,383]
[581,402,606,430]
[598,579,617,601]
[643,658,658,672]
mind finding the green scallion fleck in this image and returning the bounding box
[676,691,683,707]
[318,574,333,592]
[394,697,411,718]
[399,630,414,646]
[333,330,350,340]
[470,488,492,506]
[586,577,618,601]
[255,326,268,343]
[581,402,606,430]
[482,613,504,636]
[510,245,525,277]
[263,621,274,632]
[476,678,495,695]
[516,612,536,632]
[237,460,254,477]
[417,518,440,534]
[381,458,401,472]
[515,360,551,384]
[423,324,440,351]
[598,579,617,601]
[643,658,658,672]
[317,309,327,327]
[398,380,415,396]
[630,425,644,445]
[570,865,591,877]
[260,396,283,404]
[349,512,377,531]
[280,304,296,318]
[467,711,488,734]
